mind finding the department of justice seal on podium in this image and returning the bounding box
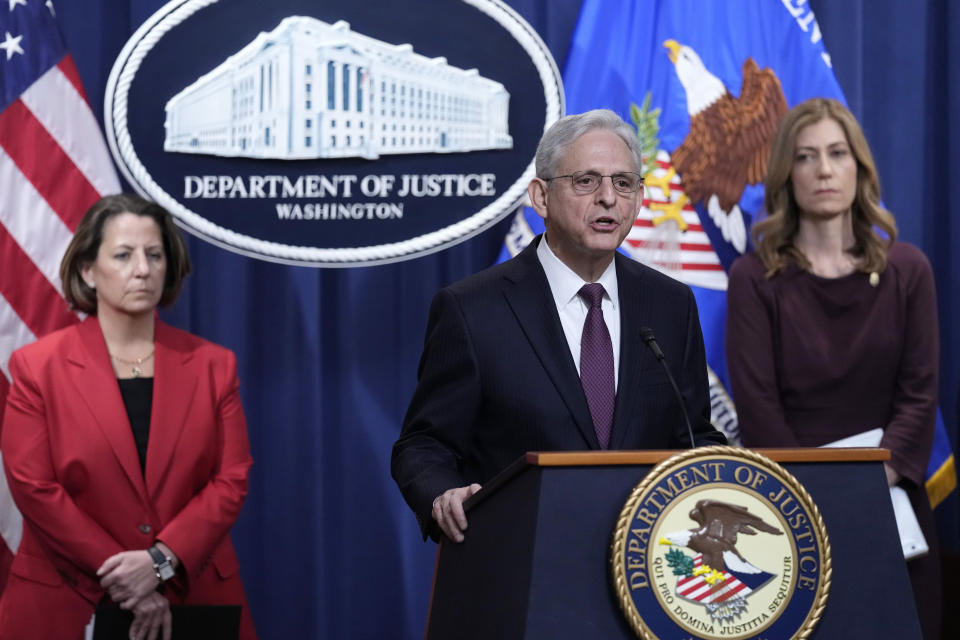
[611,447,831,639]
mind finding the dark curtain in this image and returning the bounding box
[48,1,957,638]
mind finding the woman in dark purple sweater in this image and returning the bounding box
[726,98,940,638]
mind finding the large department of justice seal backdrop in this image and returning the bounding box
[611,447,830,640]
[104,0,563,266]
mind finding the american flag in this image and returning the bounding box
[0,0,120,594]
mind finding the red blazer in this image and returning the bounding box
[0,317,255,639]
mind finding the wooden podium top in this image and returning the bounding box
[524,447,890,466]
[466,447,889,512]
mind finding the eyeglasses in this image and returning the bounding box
[544,171,644,194]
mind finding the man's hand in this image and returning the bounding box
[128,591,172,640]
[432,484,482,542]
[97,550,158,609]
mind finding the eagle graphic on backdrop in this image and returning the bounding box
[663,499,783,573]
[663,39,787,253]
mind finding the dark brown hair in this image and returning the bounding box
[60,194,192,314]
[752,97,896,276]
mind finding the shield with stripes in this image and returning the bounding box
[671,552,775,621]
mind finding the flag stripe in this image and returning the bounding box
[633,218,705,233]
[633,241,716,253]
[21,61,121,198]
[641,197,695,208]
[0,148,76,293]
[0,99,101,230]
[677,576,703,592]
[0,227,78,340]
[673,263,724,271]
[679,581,709,598]
[640,262,725,272]
[626,250,723,265]
[0,294,37,381]
[55,55,89,103]
[627,233,715,247]
[635,251,722,266]
[706,575,738,598]
[712,578,749,602]
[926,455,956,509]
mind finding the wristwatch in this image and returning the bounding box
[147,545,175,583]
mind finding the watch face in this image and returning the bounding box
[158,563,176,581]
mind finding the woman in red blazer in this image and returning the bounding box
[0,195,256,640]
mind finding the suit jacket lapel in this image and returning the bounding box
[68,317,151,504]
[610,255,652,449]
[502,238,599,449]
[145,320,197,496]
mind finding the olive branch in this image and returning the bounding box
[629,92,661,178]
[665,547,695,577]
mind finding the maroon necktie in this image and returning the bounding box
[578,283,614,449]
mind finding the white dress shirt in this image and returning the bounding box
[537,237,621,388]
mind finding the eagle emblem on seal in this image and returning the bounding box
[660,499,784,621]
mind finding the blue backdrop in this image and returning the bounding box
[47,1,960,638]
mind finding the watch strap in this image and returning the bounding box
[146,545,166,565]
[147,545,175,582]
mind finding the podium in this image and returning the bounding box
[425,448,922,639]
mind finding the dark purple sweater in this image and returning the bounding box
[725,242,939,488]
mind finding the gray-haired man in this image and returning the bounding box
[392,109,726,542]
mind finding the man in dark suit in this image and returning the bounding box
[391,109,726,543]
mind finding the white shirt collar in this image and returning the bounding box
[536,235,619,309]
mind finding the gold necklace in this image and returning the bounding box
[110,349,155,378]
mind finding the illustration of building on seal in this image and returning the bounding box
[164,16,513,160]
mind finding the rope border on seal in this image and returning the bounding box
[103,0,564,266]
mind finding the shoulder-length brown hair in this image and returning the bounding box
[752,97,896,276]
[60,194,192,314]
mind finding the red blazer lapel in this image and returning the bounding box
[144,320,198,497]
[68,317,151,505]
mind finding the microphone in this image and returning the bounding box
[639,327,697,449]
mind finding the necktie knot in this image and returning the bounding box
[579,283,605,309]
